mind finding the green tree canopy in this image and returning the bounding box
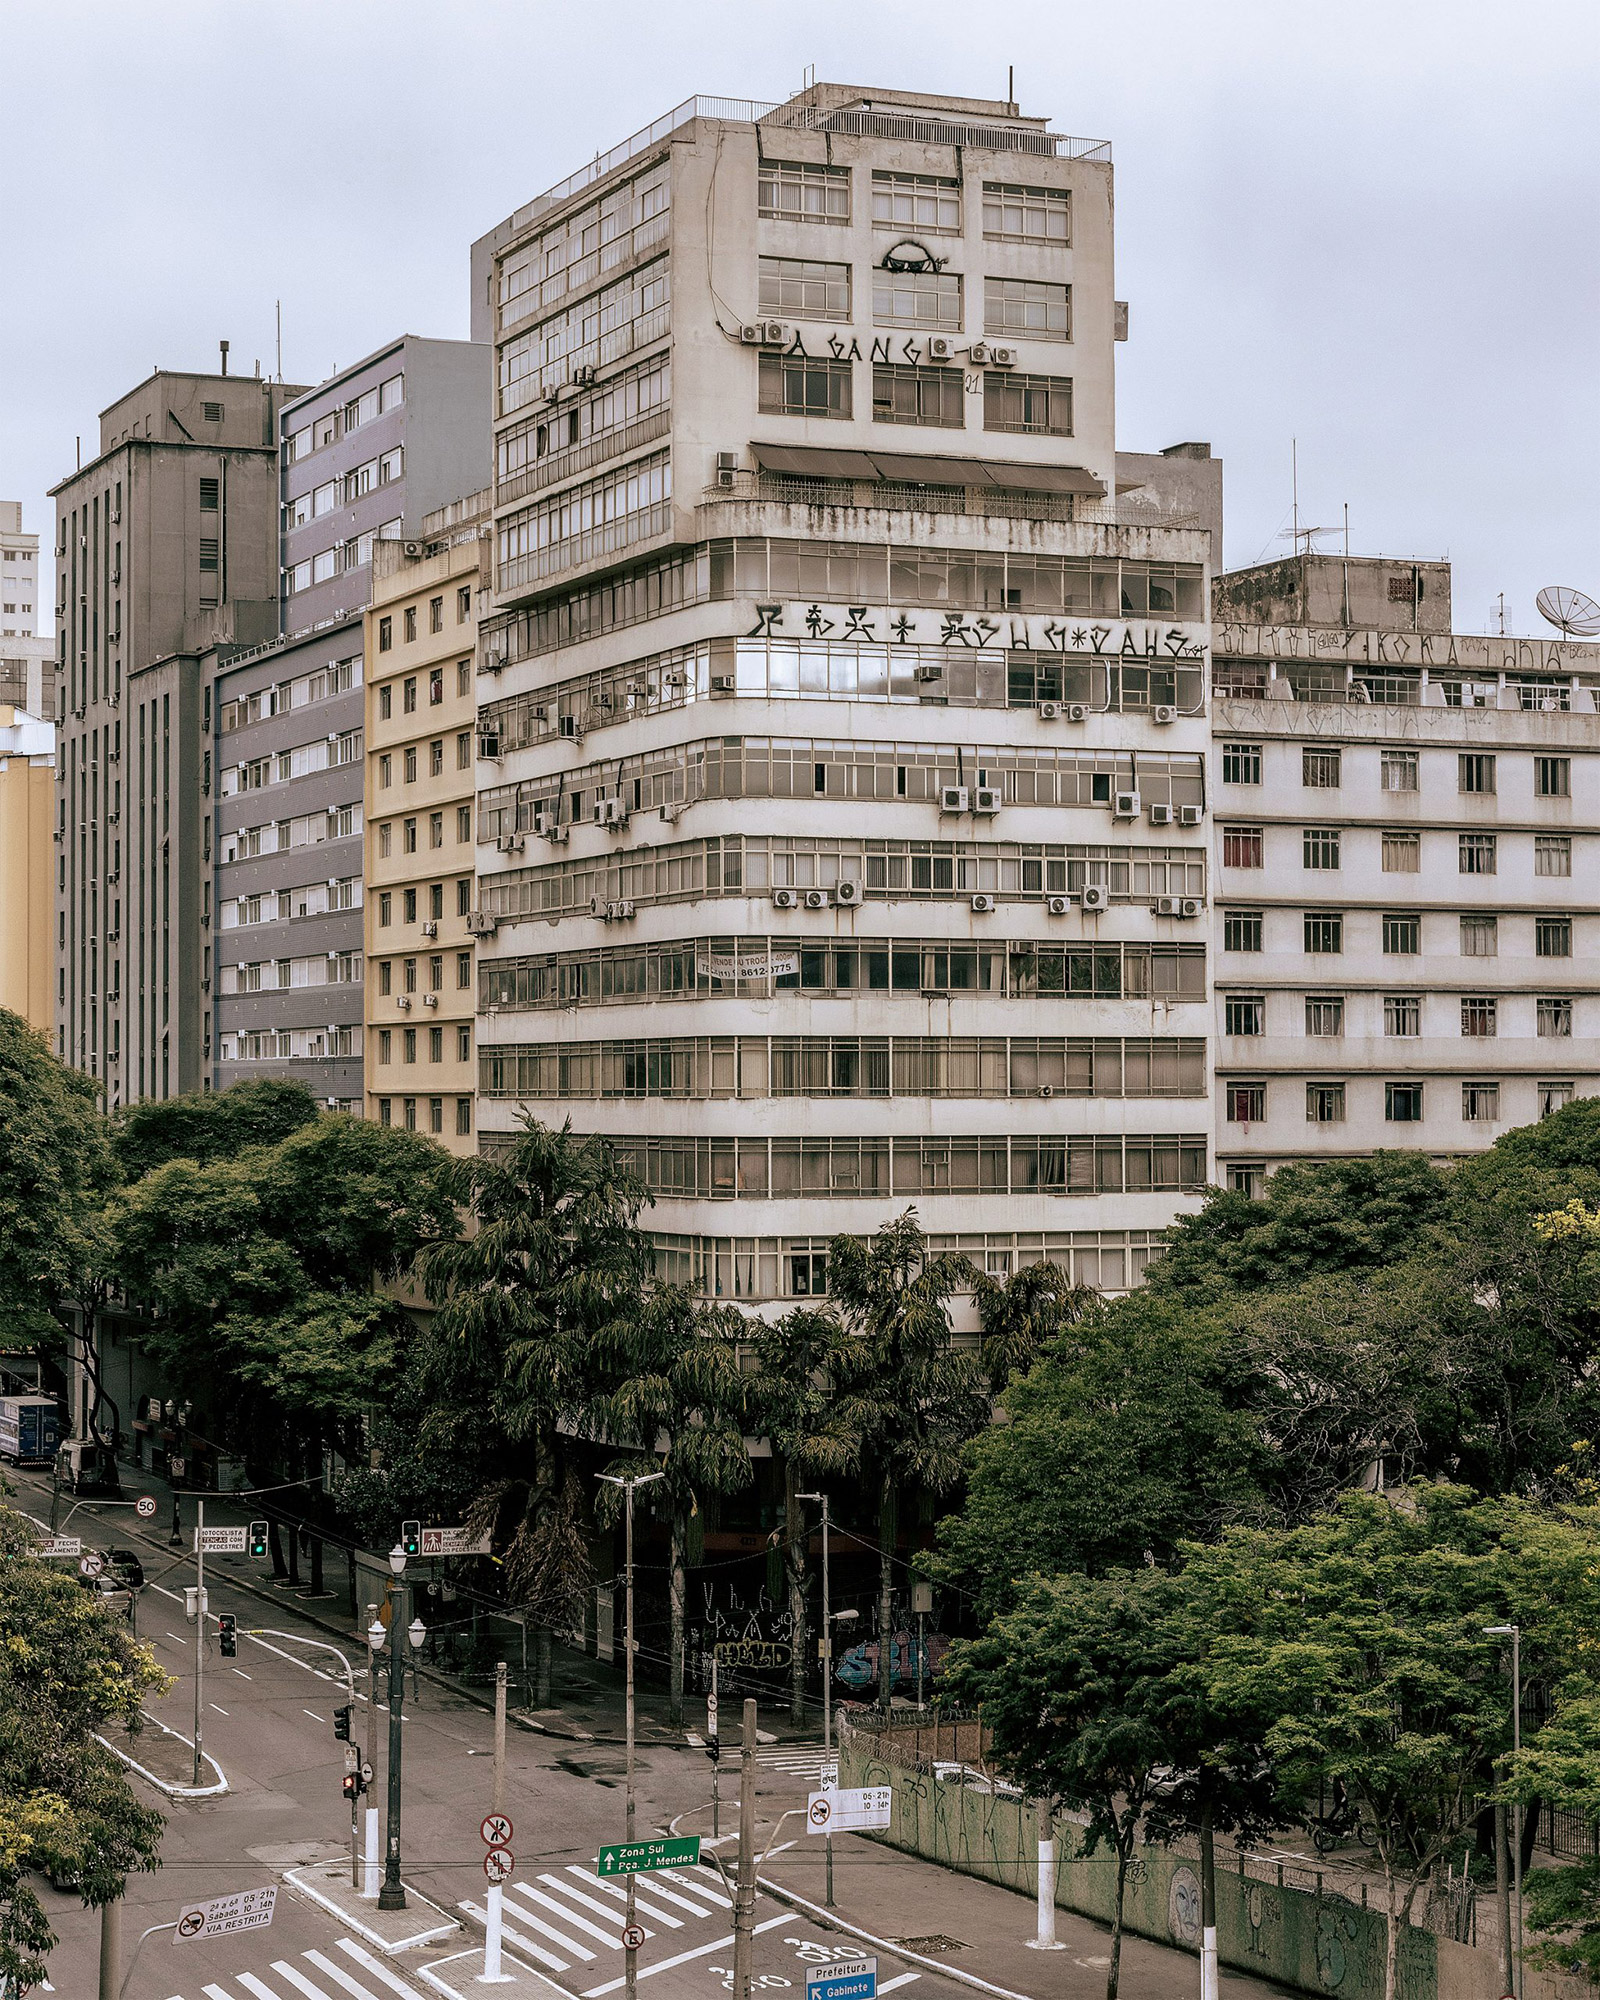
[110,1078,320,1180]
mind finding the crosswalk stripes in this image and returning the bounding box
[185,1934,434,2000]
[454,1856,733,1976]
[755,1748,835,1780]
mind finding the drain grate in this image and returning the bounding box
[895,1936,968,1954]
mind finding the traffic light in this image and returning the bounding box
[217,1614,237,1657]
[705,1737,721,1763]
[248,1520,269,1558]
[333,1704,352,1742]
[401,1519,421,1558]
[342,1770,364,1802]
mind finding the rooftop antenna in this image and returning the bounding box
[276,301,282,383]
[1495,592,1508,636]
[1008,64,1015,111]
[1341,502,1351,629]
[1535,585,1600,637]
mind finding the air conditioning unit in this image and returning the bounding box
[739,325,763,344]
[397,994,413,1009]
[532,810,558,838]
[971,893,996,914]
[1039,700,1062,720]
[423,992,438,1008]
[402,541,424,559]
[710,674,736,694]
[916,665,943,683]
[968,341,990,364]
[1179,805,1203,827]
[1113,791,1141,818]
[421,921,439,938]
[1045,894,1070,917]
[1081,884,1110,911]
[1065,702,1089,722]
[466,911,498,936]
[589,896,607,918]
[772,888,800,910]
[926,335,955,362]
[760,323,792,347]
[1153,704,1178,725]
[664,670,688,688]
[483,649,505,672]
[989,344,1018,367]
[1036,1084,1055,1099]
[804,888,830,911]
[593,798,629,827]
[940,785,970,814]
[834,877,864,907]
[1149,803,1173,827]
[973,787,1002,815]
[1179,897,1203,918]
[717,468,736,488]
[572,365,597,388]
[1153,896,1178,916]
[612,899,636,920]
[496,832,525,854]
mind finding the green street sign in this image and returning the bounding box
[597,1835,702,1877]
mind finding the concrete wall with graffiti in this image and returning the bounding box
[840,1732,1584,2000]
[685,1576,952,1699]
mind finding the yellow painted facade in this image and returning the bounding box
[0,705,55,1034]
[363,526,484,1153]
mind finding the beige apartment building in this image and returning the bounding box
[0,703,54,1033]
[363,497,487,1150]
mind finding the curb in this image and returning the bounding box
[752,1874,1038,2000]
[284,1863,459,1954]
[96,1711,228,1799]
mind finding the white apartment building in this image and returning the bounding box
[0,501,53,719]
[468,84,1215,1308]
[1212,552,1600,1188]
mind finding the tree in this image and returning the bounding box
[970,1257,1097,1394]
[424,1118,652,1704]
[1502,1685,1600,1981]
[751,1307,859,1724]
[0,1502,167,1991]
[594,1288,754,1727]
[936,1292,1271,1620]
[110,1077,320,1180]
[943,1566,1203,2000]
[828,1210,989,1708]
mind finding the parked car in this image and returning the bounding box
[79,1572,134,1617]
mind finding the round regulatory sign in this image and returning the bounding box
[78,1551,105,1579]
[483,1845,514,1884]
[622,1923,647,1952]
[361,1762,374,1785]
[176,1908,207,1939]
[807,1797,832,1827]
[480,1812,514,1847]
[135,1495,157,1519]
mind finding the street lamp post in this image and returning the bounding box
[1485,1623,1523,2000]
[378,1543,422,1912]
[798,1493,858,1909]
[599,1469,664,2000]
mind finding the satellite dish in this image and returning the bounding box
[1535,586,1600,638]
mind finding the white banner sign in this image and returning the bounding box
[696,951,801,982]
[195,1526,248,1554]
[419,1525,492,1558]
[38,1536,82,1558]
[806,1785,891,1833]
[174,1886,277,1942]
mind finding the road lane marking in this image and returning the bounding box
[503,1881,600,1957]
[232,1667,253,1679]
[581,1913,790,1997]
[549,1871,652,1939]
[211,1703,229,1715]
[574,1868,683,1926]
[165,1631,187,1644]
[303,1708,326,1723]
[517,1877,616,1948]
[335,1938,435,1996]
[879,1978,921,1996]
[271,1961,340,1998]
[658,1866,732,1907]
[240,1972,301,1999]
[621,1872,723,1918]
[459,1900,570,1973]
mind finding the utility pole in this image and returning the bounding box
[364,1603,381,1898]
[732,1697,758,2000]
[97,1894,120,2000]
[1485,1622,1524,2000]
[483,1659,510,1982]
[193,1499,206,1787]
[598,1467,664,2000]
[379,1545,416,1912]
[798,1492,836,1906]
[493,1659,507,1813]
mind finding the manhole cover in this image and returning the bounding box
[896,1937,967,1953]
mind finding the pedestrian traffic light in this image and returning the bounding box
[217,1614,237,1658]
[248,1520,269,1558]
[401,1519,421,1558]
[333,1704,352,1742]
[342,1770,364,1802]
[705,1737,721,1763]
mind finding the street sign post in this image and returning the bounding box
[173,1887,277,1943]
[135,1495,157,1519]
[597,1835,702,1877]
[622,1922,647,1952]
[483,1846,514,1884]
[806,1787,892,1833]
[78,1551,104,1579]
[38,1536,82,1558]
[806,1958,878,2000]
[195,1525,248,1554]
[481,1812,514,1848]
[419,1525,493,1558]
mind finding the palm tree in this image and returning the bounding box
[591,1287,754,1728]
[424,1116,651,1704]
[827,1210,990,1710]
[752,1307,860,1725]
[971,1258,1100,1393]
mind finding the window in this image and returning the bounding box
[1227,1082,1266,1123]
[1535,755,1571,798]
[1224,910,1262,952]
[982,371,1072,436]
[403,887,417,924]
[458,661,471,696]
[457,878,471,913]
[759,159,850,223]
[1224,996,1264,1036]
[1221,743,1262,786]
[1305,995,1344,1037]
[1538,997,1573,1038]
[1537,916,1573,958]
[457,732,472,770]
[378,1029,391,1064]
[1304,914,1343,954]
[456,1097,473,1136]
[1223,826,1263,868]
[378,617,393,653]
[378,892,392,927]
[1459,832,1497,874]
[403,678,417,714]
[1382,830,1420,873]
[403,817,417,853]
[1536,835,1572,877]
[429,596,444,635]
[458,586,472,624]
[404,607,417,643]
[1459,753,1496,795]
[758,257,851,320]
[983,181,1071,243]
[872,364,965,427]
[429,1026,443,1064]
[1386,1082,1424,1123]
[378,823,392,858]
[379,753,392,789]
[984,277,1070,340]
[1381,749,1418,792]
[457,953,472,990]
[758,353,852,419]
[1462,1082,1500,1122]
[378,1098,391,1126]
[378,961,392,996]
[1226,1165,1264,1198]
[1540,1082,1574,1118]
[1303,828,1340,870]
[1461,914,1498,956]
[430,812,444,849]
[403,957,418,993]
[1302,749,1341,788]
[378,685,392,721]
[1384,996,1420,1036]
[430,883,444,921]
[457,806,472,842]
[429,668,444,706]
[873,268,963,330]
[430,739,444,777]
[199,475,219,508]
[1461,995,1497,1037]
[872,171,960,232]
[403,1028,417,1064]
[1307,1083,1346,1123]
[404,747,417,783]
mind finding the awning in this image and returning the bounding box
[751,442,1106,499]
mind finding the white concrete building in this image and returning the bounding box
[467,84,1215,1308]
[0,501,54,719]
[1211,552,1600,1188]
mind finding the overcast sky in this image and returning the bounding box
[3,0,1595,636]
